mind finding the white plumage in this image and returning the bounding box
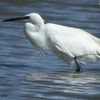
[45,24,100,61]
[3,13,100,72]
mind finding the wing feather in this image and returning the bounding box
[46,23,100,58]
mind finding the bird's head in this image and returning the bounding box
[2,13,44,25]
[26,13,44,25]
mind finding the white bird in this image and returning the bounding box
[3,13,100,72]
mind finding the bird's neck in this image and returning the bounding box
[37,24,44,32]
[33,20,45,32]
[25,21,48,50]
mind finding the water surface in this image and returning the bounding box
[0,0,100,100]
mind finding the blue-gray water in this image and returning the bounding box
[0,0,100,100]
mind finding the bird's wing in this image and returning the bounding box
[45,23,100,58]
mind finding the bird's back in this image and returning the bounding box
[45,23,100,63]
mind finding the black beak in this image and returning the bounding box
[2,16,29,22]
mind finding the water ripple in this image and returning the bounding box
[0,0,100,100]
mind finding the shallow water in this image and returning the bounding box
[0,0,100,100]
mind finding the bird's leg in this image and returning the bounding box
[74,56,81,72]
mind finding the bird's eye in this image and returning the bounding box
[25,16,30,19]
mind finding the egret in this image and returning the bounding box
[2,13,100,72]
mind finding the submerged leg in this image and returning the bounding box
[74,56,81,72]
